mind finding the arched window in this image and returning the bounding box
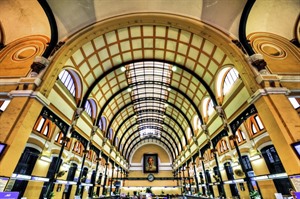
[203,149,214,162]
[115,137,119,147]
[54,132,71,149]
[288,97,300,109]
[217,139,229,154]
[207,99,214,116]
[33,116,52,138]
[187,128,191,140]
[72,140,83,156]
[193,115,202,131]
[236,129,246,144]
[202,97,214,117]
[58,70,76,97]
[84,99,97,119]
[85,100,92,117]
[99,116,107,132]
[86,150,93,160]
[181,136,186,148]
[0,99,11,112]
[248,114,265,137]
[223,68,239,95]
[216,66,239,97]
[108,128,114,140]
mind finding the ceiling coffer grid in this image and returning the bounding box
[69,24,231,160]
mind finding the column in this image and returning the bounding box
[102,161,109,195]
[0,97,43,176]
[192,162,199,193]
[212,151,226,198]
[254,93,300,174]
[215,106,255,193]
[110,164,115,196]
[186,165,192,194]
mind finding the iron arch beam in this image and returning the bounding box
[81,59,217,124]
[120,120,180,156]
[103,81,201,137]
[125,136,175,161]
[239,0,256,55]
[117,123,137,151]
[115,110,184,150]
[121,127,178,159]
[112,113,136,145]
[129,80,203,126]
[106,98,190,143]
[96,86,128,125]
[117,120,183,153]
[38,0,58,58]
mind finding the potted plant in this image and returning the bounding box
[146,187,152,194]
[250,190,261,199]
[49,192,55,199]
[93,192,98,197]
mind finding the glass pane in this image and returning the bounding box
[255,115,264,130]
[36,118,45,132]
[126,61,173,139]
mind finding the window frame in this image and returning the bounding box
[33,116,53,139]
[54,132,71,150]
[247,114,265,138]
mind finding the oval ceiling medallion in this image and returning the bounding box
[260,43,286,59]
[13,46,38,61]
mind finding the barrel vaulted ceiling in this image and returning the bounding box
[45,0,299,164]
[1,0,298,166]
[63,23,234,162]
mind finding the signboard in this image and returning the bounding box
[0,192,19,199]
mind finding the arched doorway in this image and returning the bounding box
[11,147,40,197]
[261,145,293,195]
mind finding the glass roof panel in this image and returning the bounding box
[126,61,173,138]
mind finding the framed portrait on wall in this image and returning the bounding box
[143,153,158,173]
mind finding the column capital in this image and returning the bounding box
[247,88,291,104]
[248,53,268,73]
[75,107,84,117]
[30,56,50,77]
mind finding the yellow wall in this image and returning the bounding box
[23,159,50,198]
[131,144,170,163]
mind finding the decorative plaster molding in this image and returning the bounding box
[247,87,291,104]
[31,91,51,106]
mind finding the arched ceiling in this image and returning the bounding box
[63,23,231,162]
[1,0,298,167]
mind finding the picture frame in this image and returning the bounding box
[143,153,158,173]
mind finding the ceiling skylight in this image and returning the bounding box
[126,61,173,138]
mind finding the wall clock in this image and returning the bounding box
[147,173,155,182]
